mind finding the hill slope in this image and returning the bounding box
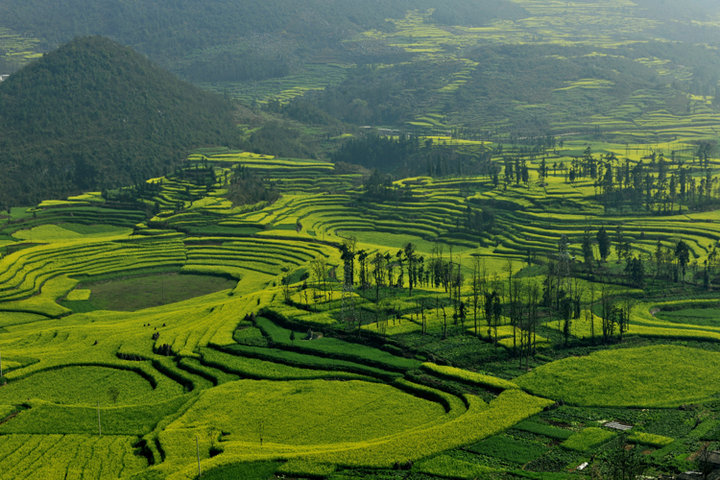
[0,36,237,205]
[0,0,526,80]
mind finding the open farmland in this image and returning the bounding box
[0,140,717,479]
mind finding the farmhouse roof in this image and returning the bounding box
[604,421,632,431]
[706,451,720,465]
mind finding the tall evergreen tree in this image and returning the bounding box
[597,227,611,262]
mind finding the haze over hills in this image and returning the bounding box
[0,36,237,205]
[0,0,526,80]
[4,0,720,145]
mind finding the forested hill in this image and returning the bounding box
[0,0,526,81]
[0,36,238,205]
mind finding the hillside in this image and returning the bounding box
[5,1,720,144]
[0,36,237,205]
[0,0,526,80]
[284,3,720,139]
[0,142,718,478]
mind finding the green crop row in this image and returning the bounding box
[628,431,674,448]
[0,404,16,419]
[213,344,401,381]
[413,454,499,478]
[0,364,156,406]
[421,362,518,391]
[561,427,616,452]
[276,459,336,477]
[0,236,187,307]
[513,419,573,440]
[199,347,370,382]
[0,434,147,480]
[465,433,549,464]
[255,314,421,371]
[0,396,187,436]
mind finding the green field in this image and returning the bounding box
[0,145,717,478]
[656,306,720,327]
[168,379,445,445]
[517,345,720,407]
[71,272,238,312]
[0,366,155,406]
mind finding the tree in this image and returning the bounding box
[560,296,573,345]
[600,288,614,343]
[492,291,502,345]
[582,230,594,272]
[340,237,356,289]
[357,250,369,289]
[587,283,596,342]
[470,258,485,336]
[371,252,387,301]
[703,259,710,290]
[438,295,448,338]
[525,282,541,365]
[458,301,466,330]
[697,444,716,480]
[615,302,631,341]
[508,277,522,355]
[395,249,404,288]
[627,256,644,288]
[597,227,610,262]
[594,435,644,480]
[310,258,328,305]
[385,252,394,286]
[675,240,690,282]
[554,237,572,313]
[404,243,417,296]
[484,290,495,339]
[504,158,514,185]
[614,225,625,263]
[484,290,502,345]
[281,275,292,304]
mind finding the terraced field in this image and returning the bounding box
[3,1,720,477]
[0,144,717,479]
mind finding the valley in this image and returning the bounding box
[1,1,720,479]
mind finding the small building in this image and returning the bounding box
[678,472,704,480]
[706,451,720,466]
[0,74,9,82]
[604,421,633,431]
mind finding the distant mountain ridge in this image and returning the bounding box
[0,0,527,81]
[0,36,237,205]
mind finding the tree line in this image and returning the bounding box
[333,134,496,178]
[281,221,718,368]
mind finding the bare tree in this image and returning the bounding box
[310,258,328,305]
[470,257,486,336]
